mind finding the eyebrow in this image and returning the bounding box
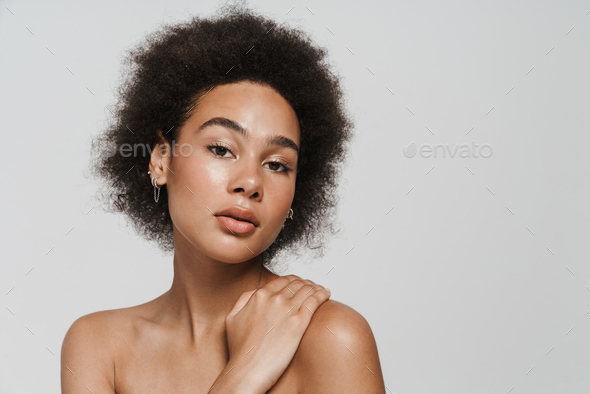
[197,117,299,156]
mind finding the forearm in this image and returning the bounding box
[207,357,266,394]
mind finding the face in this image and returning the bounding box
[150,81,300,264]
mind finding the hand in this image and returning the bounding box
[224,275,331,393]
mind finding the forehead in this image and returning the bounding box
[186,81,300,145]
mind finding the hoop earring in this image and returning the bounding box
[282,208,294,229]
[147,170,161,203]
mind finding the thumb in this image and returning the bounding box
[226,289,257,319]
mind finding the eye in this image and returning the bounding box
[207,143,294,174]
[265,160,293,173]
[206,143,233,158]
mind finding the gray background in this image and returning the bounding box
[1,0,590,392]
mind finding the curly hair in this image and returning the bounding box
[88,1,354,270]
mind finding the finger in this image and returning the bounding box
[290,282,325,306]
[226,289,257,319]
[297,287,331,318]
[278,279,310,298]
[263,274,302,293]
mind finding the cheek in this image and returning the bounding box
[257,182,296,251]
[266,181,296,222]
[167,157,224,229]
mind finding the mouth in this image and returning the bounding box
[216,215,257,235]
[223,215,253,224]
[214,206,260,227]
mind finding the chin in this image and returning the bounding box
[210,248,260,265]
[197,235,263,264]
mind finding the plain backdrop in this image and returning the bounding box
[2,0,590,393]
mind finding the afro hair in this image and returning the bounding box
[89,1,354,270]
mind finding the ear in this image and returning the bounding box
[148,129,172,186]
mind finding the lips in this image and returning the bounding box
[214,206,260,227]
[216,215,256,235]
[226,215,250,223]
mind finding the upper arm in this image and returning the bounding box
[294,300,386,394]
[61,312,116,394]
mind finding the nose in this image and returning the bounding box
[229,155,263,200]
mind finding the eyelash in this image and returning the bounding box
[205,143,294,173]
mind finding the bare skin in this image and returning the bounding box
[61,81,386,393]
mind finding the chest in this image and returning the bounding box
[113,335,299,393]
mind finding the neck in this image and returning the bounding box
[161,229,278,341]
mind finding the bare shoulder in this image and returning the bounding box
[60,306,140,394]
[62,307,135,350]
[306,299,372,336]
[293,299,386,393]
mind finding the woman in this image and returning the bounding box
[62,3,385,393]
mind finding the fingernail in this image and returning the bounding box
[325,288,331,293]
